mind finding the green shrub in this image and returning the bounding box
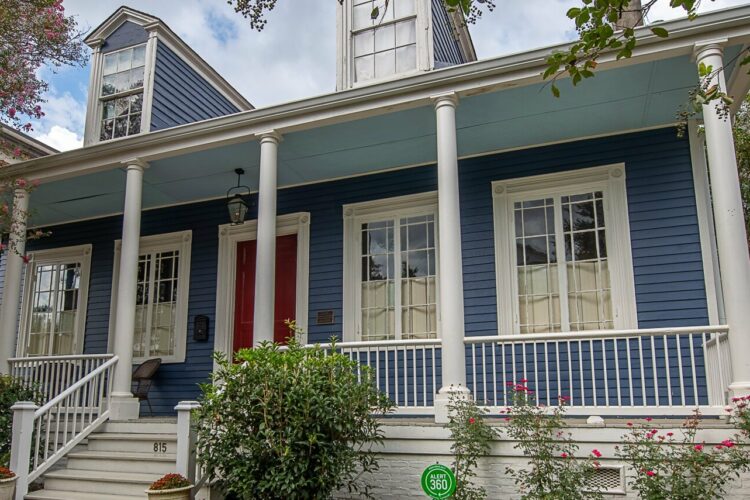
[0,375,40,466]
[447,391,497,500]
[194,341,393,499]
[503,382,602,500]
[615,409,750,499]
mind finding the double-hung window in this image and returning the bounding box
[109,231,192,363]
[493,165,637,334]
[99,44,146,141]
[344,192,439,341]
[351,0,418,83]
[19,245,92,356]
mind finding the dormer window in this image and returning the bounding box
[99,44,146,141]
[352,0,417,83]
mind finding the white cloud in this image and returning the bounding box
[35,125,83,152]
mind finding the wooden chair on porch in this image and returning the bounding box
[131,358,162,416]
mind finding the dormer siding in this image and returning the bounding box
[150,43,240,132]
[100,21,148,54]
[431,0,466,68]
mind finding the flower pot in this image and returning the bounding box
[0,476,17,500]
[145,484,192,500]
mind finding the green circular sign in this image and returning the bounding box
[420,464,456,499]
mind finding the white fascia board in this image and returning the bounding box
[11,4,750,183]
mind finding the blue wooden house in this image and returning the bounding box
[3,3,750,498]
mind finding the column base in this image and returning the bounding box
[110,393,140,421]
[434,385,471,424]
[728,381,750,399]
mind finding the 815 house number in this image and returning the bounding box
[153,442,168,453]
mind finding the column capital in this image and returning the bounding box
[431,92,459,110]
[121,158,149,171]
[257,130,283,144]
[693,39,727,62]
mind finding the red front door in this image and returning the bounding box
[233,234,298,351]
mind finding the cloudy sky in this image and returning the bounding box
[33,0,750,151]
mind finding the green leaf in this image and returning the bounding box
[551,84,560,98]
[370,6,379,19]
[651,27,669,38]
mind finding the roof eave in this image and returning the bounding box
[14,4,750,182]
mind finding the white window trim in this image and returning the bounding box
[18,244,93,357]
[492,164,638,335]
[343,191,440,342]
[107,230,192,364]
[213,213,311,362]
[84,36,157,146]
[337,0,433,90]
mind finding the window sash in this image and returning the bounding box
[356,210,438,341]
[350,0,419,83]
[98,44,146,142]
[108,231,191,364]
[20,245,91,357]
[133,250,180,359]
[511,189,614,333]
[26,262,81,356]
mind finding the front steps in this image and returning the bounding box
[26,419,178,500]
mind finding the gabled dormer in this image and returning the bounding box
[83,6,253,146]
[336,0,476,90]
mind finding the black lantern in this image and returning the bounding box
[227,168,250,225]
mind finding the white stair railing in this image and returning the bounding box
[9,354,115,403]
[10,356,118,500]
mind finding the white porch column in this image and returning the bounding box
[0,188,29,373]
[110,159,147,420]
[432,93,469,422]
[695,42,750,397]
[253,131,282,345]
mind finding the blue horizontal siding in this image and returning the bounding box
[101,21,148,54]
[24,127,709,414]
[432,0,465,68]
[150,42,240,132]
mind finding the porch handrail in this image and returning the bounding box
[9,354,116,403]
[301,338,442,349]
[10,356,118,500]
[463,325,730,344]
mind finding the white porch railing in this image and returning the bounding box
[312,338,442,413]
[9,356,118,500]
[466,325,732,415]
[9,354,115,403]
[297,326,731,416]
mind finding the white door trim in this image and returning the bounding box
[213,212,311,362]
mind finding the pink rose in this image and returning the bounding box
[694,444,703,452]
[592,449,602,458]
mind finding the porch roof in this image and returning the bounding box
[12,5,750,227]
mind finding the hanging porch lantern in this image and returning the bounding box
[227,168,250,225]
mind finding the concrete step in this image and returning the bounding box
[101,420,177,435]
[26,489,141,500]
[66,450,176,474]
[41,469,160,497]
[86,433,177,454]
